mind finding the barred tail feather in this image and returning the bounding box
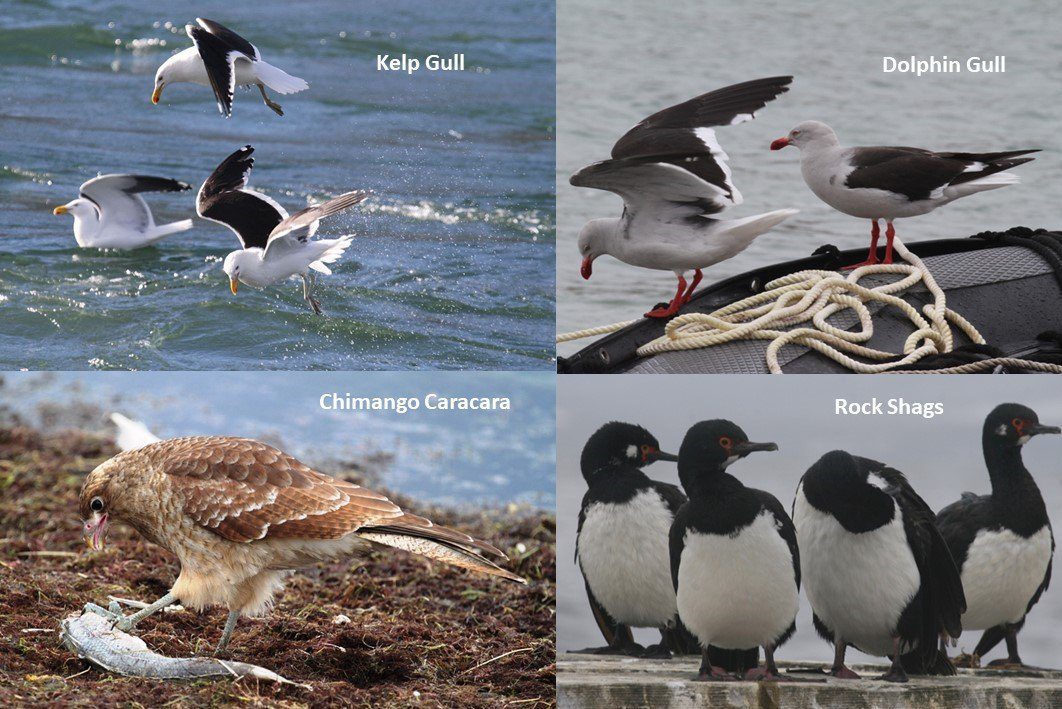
[357,530,526,584]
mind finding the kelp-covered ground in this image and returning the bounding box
[0,419,556,707]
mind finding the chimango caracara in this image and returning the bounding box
[79,436,525,652]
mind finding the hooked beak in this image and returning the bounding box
[1029,423,1062,436]
[53,205,68,215]
[645,448,679,464]
[151,85,163,104]
[770,137,790,151]
[229,277,239,295]
[731,441,779,456]
[84,513,108,551]
[580,256,593,280]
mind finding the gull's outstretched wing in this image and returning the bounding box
[196,145,287,249]
[80,174,190,233]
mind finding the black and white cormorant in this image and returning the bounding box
[936,403,1058,668]
[574,421,757,669]
[793,450,966,682]
[669,420,797,681]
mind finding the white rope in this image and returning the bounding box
[557,237,993,373]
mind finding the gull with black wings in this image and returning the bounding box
[152,18,308,117]
[196,145,368,315]
[52,174,193,250]
[571,76,799,318]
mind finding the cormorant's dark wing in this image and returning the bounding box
[585,579,634,648]
[874,463,966,672]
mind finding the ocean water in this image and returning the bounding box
[557,376,1062,667]
[2,371,556,508]
[0,0,555,370]
[557,0,1062,346]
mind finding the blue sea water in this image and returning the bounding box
[2,370,556,508]
[0,0,555,370]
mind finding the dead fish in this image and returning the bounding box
[60,612,309,688]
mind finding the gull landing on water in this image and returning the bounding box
[52,174,193,250]
[152,18,308,117]
[771,120,1038,268]
[196,146,369,315]
[571,76,799,319]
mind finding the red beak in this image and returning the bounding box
[770,137,790,151]
[580,256,593,280]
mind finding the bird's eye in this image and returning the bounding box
[90,497,104,512]
[1012,418,1025,431]
[791,130,801,136]
[718,436,732,449]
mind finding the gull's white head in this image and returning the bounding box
[52,198,97,221]
[152,53,183,105]
[577,219,616,280]
[222,251,250,295]
[770,120,839,152]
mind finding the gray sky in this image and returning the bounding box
[558,375,1062,666]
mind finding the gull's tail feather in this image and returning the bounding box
[255,61,309,95]
[309,235,353,275]
[356,513,526,584]
[152,219,194,238]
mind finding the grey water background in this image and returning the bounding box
[0,0,555,370]
[1,371,555,509]
[557,0,1062,347]
[558,376,1062,666]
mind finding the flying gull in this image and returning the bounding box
[571,76,799,318]
[196,145,368,315]
[152,18,308,117]
[53,174,192,250]
[771,121,1038,267]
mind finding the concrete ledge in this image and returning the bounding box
[558,653,1062,708]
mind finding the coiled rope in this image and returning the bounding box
[557,237,1000,373]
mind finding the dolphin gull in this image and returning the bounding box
[771,120,1038,267]
[53,174,192,250]
[571,76,799,318]
[196,145,368,315]
[152,18,308,117]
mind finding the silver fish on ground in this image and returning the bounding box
[60,611,308,688]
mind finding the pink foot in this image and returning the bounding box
[693,666,735,682]
[831,665,861,679]
[745,667,783,681]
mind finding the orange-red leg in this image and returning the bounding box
[645,274,687,318]
[843,220,881,269]
[681,269,703,304]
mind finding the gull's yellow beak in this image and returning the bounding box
[53,205,68,215]
[229,278,239,295]
[151,86,162,104]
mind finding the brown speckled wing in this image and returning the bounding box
[144,436,403,543]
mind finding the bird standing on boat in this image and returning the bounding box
[936,403,1058,669]
[771,120,1038,268]
[571,77,799,318]
[793,450,966,682]
[669,420,797,681]
[79,436,523,654]
[152,18,308,117]
[196,145,367,315]
[52,174,193,250]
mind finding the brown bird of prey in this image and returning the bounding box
[79,436,525,652]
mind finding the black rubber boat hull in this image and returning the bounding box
[558,229,1062,374]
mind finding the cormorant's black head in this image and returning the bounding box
[984,403,1060,448]
[580,421,678,478]
[677,419,778,473]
